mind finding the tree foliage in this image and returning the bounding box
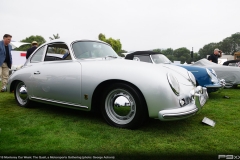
[219,32,240,55]
[49,33,60,40]
[48,33,65,54]
[98,33,123,56]
[153,47,193,63]
[151,32,240,64]
[198,43,219,59]
[198,32,240,58]
[15,35,46,51]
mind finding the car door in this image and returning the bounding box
[31,43,82,106]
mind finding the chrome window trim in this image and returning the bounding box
[70,40,112,60]
[30,45,47,63]
[43,42,73,62]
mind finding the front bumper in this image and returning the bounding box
[205,79,225,92]
[205,79,226,88]
[158,86,208,121]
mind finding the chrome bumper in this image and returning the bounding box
[205,79,225,88]
[205,79,225,92]
[158,86,208,121]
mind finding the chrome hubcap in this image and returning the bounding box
[16,82,28,105]
[105,89,136,125]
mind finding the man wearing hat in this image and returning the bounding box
[26,41,38,59]
[208,48,222,64]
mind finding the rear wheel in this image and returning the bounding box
[14,81,32,108]
[101,83,148,129]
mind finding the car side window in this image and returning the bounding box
[44,43,72,61]
[134,55,152,63]
[30,46,45,63]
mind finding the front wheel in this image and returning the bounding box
[14,81,32,108]
[101,83,148,129]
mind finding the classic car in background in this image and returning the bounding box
[7,39,208,129]
[192,59,240,88]
[125,51,225,93]
[223,60,240,67]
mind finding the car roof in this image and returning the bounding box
[125,51,161,60]
[41,39,110,47]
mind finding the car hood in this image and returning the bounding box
[156,64,193,86]
[78,58,193,86]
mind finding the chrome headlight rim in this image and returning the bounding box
[167,73,180,96]
[187,71,196,86]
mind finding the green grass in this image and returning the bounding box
[0,86,240,159]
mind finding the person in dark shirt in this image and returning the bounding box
[26,41,38,59]
[208,48,222,64]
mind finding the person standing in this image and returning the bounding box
[208,48,222,64]
[0,34,12,92]
[26,41,38,59]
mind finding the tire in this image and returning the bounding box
[232,84,238,89]
[14,81,32,108]
[101,83,148,129]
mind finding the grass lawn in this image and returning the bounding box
[0,84,240,159]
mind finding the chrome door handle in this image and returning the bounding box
[34,71,40,75]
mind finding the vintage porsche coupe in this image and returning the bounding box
[192,59,240,88]
[7,40,208,129]
[125,51,225,93]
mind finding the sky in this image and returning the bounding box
[0,0,240,52]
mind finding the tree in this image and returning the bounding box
[152,48,162,53]
[98,33,122,56]
[15,35,46,51]
[198,32,240,58]
[48,33,65,54]
[218,32,240,55]
[173,47,191,63]
[192,52,200,62]
[49,33,60,40]
[162,48,174,56]
[152,48,175,62]
[198,43,219,59]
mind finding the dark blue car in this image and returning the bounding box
[125,51,225,93]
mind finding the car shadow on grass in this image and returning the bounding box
[29,101,106,123]
[27,101,207,132]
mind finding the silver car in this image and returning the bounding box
[7,39,208,129]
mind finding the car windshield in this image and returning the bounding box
[72,41,119,59]
[151,54,172,64]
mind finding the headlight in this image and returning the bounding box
[206,68,218,83]
[187,71,196,86]
[167,73,180,96]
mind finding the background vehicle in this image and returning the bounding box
[223,60,240,67]
[125,51,225,92]
[192,59,240,88]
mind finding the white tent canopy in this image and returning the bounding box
[10,42,30,49]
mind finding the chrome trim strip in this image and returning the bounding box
[190,71,199,72]
[31,96,88,109]
[162,108,198,118]
[149,55,154,64]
